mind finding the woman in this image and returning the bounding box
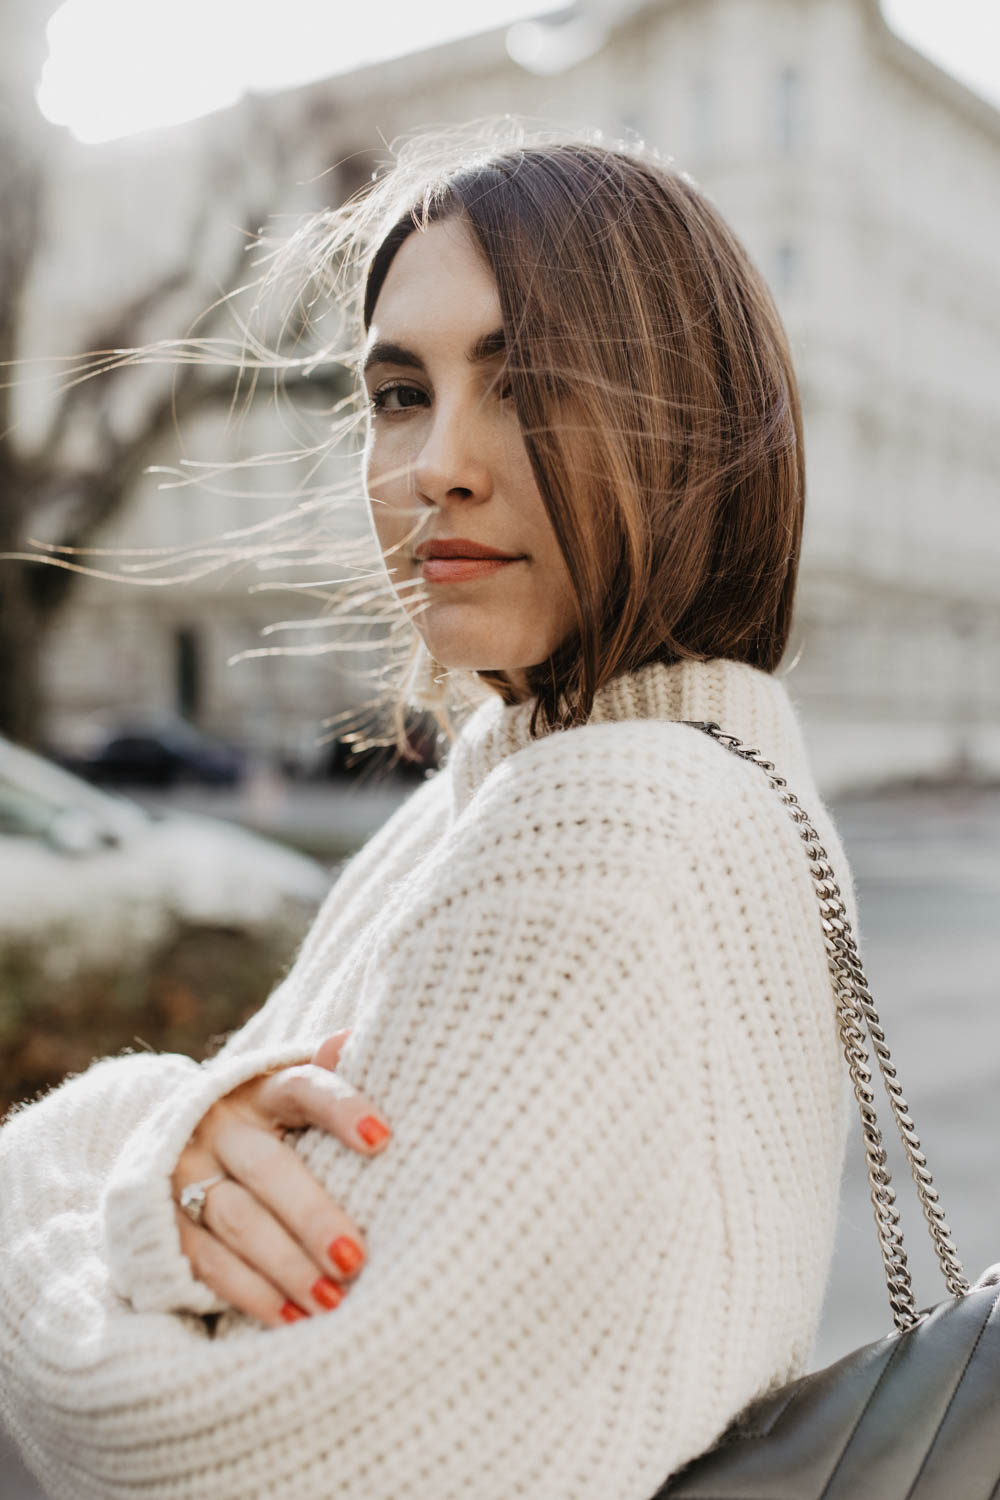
[0,122,857,1498]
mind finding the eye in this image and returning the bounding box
[367,382,428,415]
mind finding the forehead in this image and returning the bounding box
[368,217,500,339]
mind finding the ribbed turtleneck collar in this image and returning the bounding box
[444,656,814,818]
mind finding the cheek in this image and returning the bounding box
[364,427,416,508]
[364,446,420,575]
[362,427,387,499]
[364,434,403,522]
[362,446,394,555]
[500,430,550,525]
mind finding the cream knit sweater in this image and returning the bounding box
[0,657,858,1500]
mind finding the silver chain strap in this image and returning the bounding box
[681,720,969,1332]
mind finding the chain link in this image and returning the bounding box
[681,721,969,1332]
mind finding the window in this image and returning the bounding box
[174,625,202,719]
[775,240,799,295]
[776,65,802,152]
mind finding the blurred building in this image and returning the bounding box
[33,0,1000,792]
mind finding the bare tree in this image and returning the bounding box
[0,3,350,749]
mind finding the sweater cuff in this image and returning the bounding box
[102,1042,315,1315]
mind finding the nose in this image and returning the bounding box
[413,400,494,511]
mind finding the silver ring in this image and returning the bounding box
[178,1173,227,1226]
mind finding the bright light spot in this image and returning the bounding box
[37,0,549,144]
[36,0,1000,145]
[506,15,607,75]
[881,0,1000,109]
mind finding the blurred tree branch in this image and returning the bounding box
[0,6,351,748]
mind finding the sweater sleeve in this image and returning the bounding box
[0,771,449,1362]
[91,771,452,1315]
[0,724,848,1500]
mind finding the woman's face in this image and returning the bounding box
[362,214,577,695]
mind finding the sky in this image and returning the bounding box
[36,0,1000,145]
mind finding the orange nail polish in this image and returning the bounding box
[312,1276,345,1310]
[357,1115,391,1147]
[280,1301,308,1323]
[329,1236,365,1275]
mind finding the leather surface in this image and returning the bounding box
[653,1265,1000,1500]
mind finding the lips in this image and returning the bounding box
[419,556,523,583]
[414,538,524,562]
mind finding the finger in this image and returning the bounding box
[213,1116,369,1284]
[311,1030,352,1072]
[173,1151,342,1322]
[171,1143,225,1202]
[197,1177,351,1317]
[254,1063,392,1157]
[175,1206,308,1329]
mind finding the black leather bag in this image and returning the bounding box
[651,723,1000,1500]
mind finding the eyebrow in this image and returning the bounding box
[361,328,507,377]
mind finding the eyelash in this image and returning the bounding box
[367,378,514,415]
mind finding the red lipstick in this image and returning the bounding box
[414,537,526,584]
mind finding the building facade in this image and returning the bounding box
[34,0,1000,792]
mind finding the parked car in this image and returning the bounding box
[322,716,442,781]
[53,714,247,787]
[0,734,335,1112]
[0,733,331,966]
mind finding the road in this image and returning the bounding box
[809,784,1000,1366]
[3,780,998,1494]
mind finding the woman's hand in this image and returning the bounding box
[171,1030,391,1327]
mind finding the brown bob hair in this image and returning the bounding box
[6,120,804,766]
[354,123,805,743]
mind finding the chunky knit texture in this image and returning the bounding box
[0,657,858,1500]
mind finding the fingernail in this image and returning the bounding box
[329,1236,365,1275]
[357,1115,391,1147]
[311,1276,345,1311]
[280,1300,308,1323]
